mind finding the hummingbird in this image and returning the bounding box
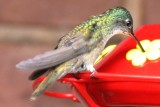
[16,7,144,100]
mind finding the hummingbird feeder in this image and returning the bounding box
[33,24,160,107]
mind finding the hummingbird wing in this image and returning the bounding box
[16,37,89,71]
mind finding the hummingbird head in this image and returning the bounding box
[102,7,133,42]
[101,7,144,51]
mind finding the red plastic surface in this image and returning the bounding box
[32,76,79,102]
[33,24,160,107]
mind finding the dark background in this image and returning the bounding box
[0,0,160,107]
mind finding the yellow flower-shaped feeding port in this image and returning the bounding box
[126,39,160,66]
[94,45,117,64]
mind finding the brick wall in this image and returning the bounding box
[0,0,120,27]
[0,0,160,27]
[0,0,121,44]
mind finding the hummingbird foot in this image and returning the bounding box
[85,64,98,79]
[90,71,98,79]
[86,64,96,73]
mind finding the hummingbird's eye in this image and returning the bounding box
[125,19,132,27]
[92,23,97,29]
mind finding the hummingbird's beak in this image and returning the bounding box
[130,31,145,52]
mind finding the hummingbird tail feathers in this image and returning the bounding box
[30,68,62,101]
[30,57,80,100]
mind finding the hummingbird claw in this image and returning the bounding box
[86,64,96,73]
[90,71,99,79]
[85,64,98,79]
